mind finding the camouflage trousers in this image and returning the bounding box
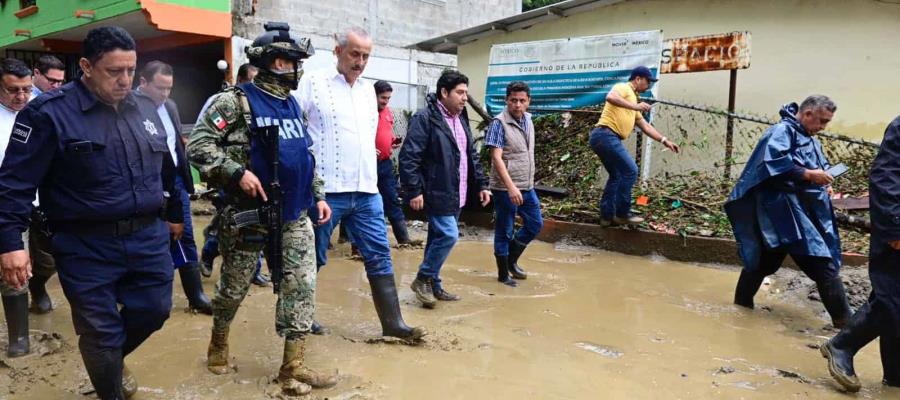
[1,223,56,296]
[212,212,317,339]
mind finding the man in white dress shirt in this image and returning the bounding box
[292,27,425,341]
[0,58,57,357]
[136,60,213,315]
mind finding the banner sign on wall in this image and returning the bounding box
[485,30,663,116]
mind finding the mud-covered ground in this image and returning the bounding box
[0,216,896,399]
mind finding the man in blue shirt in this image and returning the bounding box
[0,27,183,399]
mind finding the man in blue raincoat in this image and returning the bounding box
[820,116,900,393]
[725,95,852,328]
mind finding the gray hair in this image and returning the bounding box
[335,27,370,47]
[799,95,837,113]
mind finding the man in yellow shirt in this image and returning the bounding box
[590,66,679,226]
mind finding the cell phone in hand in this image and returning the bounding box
[826,163,849,179]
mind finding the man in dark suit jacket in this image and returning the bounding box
[136,60,212,314]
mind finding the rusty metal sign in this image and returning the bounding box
[660,31,751,74]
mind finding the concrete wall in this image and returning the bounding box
[456,0,900,140]
[233,0,521,111]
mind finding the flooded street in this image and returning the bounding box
[2,216,897,399]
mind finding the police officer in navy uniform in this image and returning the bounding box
[821,116,900,393]
[0,27,182,400]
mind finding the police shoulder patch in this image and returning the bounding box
[11,122,32,144]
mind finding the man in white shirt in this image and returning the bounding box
[0,58,57,357]
[136,60,213,315]
[292,27,425,341]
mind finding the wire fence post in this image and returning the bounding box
[724,69,737,179]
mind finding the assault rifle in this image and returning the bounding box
[231,125,284,293]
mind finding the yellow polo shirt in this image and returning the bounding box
[596,82,641,139]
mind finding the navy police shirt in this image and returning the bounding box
[0,79,182,253]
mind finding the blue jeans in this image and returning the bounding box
[170,174,199,268]
[377,159,410,241]
[589,127,638,220]
[492,189,544,256]
[313,192,393,277]
[416,211,460,291]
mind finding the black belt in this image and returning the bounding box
[49,214,160,237]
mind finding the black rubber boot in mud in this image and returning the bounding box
[733,269,765,309]
[507,240,529,280]
[79,342,125,400]
[817,277,853,328]
[496,255,517,287]
[310,320,329,335]
[179,263,213,315]
[28,274,53,314]
[2,293,30,357]
[881,333,900,388]
[369,274,427,342]
[820,302,879,393]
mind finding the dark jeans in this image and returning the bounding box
[377,159,410,241]
[589,127,638,220]
[492,189,543,256]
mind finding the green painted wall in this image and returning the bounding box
[156,0,230,13]
[0,0,230,48]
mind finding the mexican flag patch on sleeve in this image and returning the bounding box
[211,111,228,130]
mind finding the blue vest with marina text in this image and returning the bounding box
[239,83,315,222]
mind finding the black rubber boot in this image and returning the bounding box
[882,334,900,387]
[28,274,53,314]
[179,263,213,315]
[496,255,517,287]
[817,277,853,328]
[507,240,528,280]
[3,293,31,358]
[3,294,30,357]
[821,302,880,393]
[368,274,427,341]
[733,269,765,309]
[79,340,126,400]
[392,220,412,244]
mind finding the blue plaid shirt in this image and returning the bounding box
[485,115,528,148]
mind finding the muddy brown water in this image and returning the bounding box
[2,216,897,399]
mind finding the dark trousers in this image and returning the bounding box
[170,174,199,267]
[377,159,409,241]
[53,220,173,354]
[756,250,839,282]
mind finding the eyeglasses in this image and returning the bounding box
[46,77,64,85]
[1,86,33,96]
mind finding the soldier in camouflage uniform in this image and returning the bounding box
[187,22,337,396]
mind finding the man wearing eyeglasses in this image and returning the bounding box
[31,55,65,97]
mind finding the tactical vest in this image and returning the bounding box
[489,110,535,191]
[237,83,315,222]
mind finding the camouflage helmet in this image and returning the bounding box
[245,22,314,69]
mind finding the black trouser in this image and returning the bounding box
[756,251,839,282]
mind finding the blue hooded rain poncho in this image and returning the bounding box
[725,103,841,272]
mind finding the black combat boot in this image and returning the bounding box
[820,302,880,393]
[496,255,517,287]
[28,274,53,314]
[179,263,213,315]
[733,269,766,309]
[507,240,528,280]
[817,277,853,328]
[3,294,30,357]
[79,341,125,400]
[369,274,427,340]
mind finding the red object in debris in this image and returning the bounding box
[636,195,649,206]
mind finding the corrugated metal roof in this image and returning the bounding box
[409,0,628,54]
